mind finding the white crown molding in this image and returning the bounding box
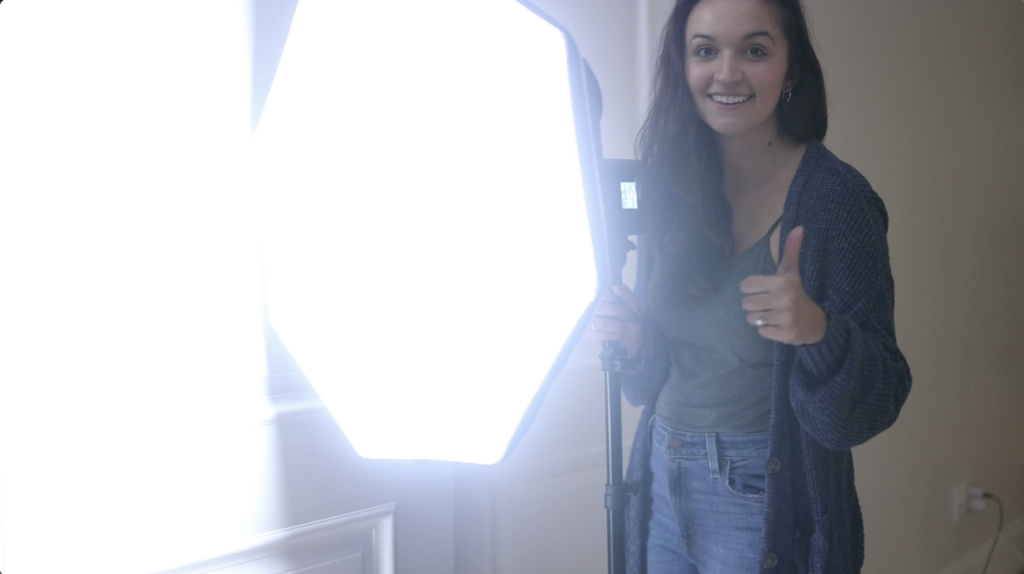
[155,504,396,574]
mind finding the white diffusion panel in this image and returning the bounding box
[256,0,595,464]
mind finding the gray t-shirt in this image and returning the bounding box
[649,227,778,433]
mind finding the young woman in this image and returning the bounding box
[586,0,912,572]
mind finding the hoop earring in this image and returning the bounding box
[782,89,793,103]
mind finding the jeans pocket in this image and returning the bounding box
[723,457,767,502]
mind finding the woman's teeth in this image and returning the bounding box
[711,94,752,104]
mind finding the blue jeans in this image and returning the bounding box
[647,417,769,574]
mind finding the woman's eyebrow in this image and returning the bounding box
[743,30,776,44]
[688,31,777,44]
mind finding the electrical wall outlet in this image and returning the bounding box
[967,487,987,513]
[952,481,969,522]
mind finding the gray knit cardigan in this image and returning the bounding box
[621,141,912,574]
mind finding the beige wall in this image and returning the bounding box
[805,1,1024,573]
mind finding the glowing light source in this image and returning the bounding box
[255,0,597,464]
[0,2,269,573]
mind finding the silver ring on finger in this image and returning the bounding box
[755,312,767,327]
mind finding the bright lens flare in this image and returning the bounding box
[256,0,596,464]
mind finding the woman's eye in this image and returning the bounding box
[746,46,768,58]
[695,46,715,58]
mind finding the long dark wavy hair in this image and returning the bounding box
[636,0,827,298]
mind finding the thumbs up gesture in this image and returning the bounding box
[739,226,828,345]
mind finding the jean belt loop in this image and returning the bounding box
[706,433,720,478]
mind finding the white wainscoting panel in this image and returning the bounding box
[158,503,395,574]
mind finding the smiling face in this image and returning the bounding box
[684,0,791,140]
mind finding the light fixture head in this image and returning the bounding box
[255,0,629,464]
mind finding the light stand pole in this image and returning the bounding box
[597,227,638,574]
[601,339,628,574]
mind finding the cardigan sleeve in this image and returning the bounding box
[788,179,913,450]
[620,233,671,407]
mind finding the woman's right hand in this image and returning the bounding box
[584,284,644,360]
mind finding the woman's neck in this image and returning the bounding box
[714,120,808,256]
[716,121,803,206]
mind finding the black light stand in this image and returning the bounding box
[595,158,642,574]
[598,231,639,574]
[601,339,628,574]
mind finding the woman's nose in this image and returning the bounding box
[715,54,742,84]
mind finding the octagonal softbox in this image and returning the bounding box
[254,0,610,464]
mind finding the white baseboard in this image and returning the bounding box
[156,504,395,574]
[936,514,1024,574]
